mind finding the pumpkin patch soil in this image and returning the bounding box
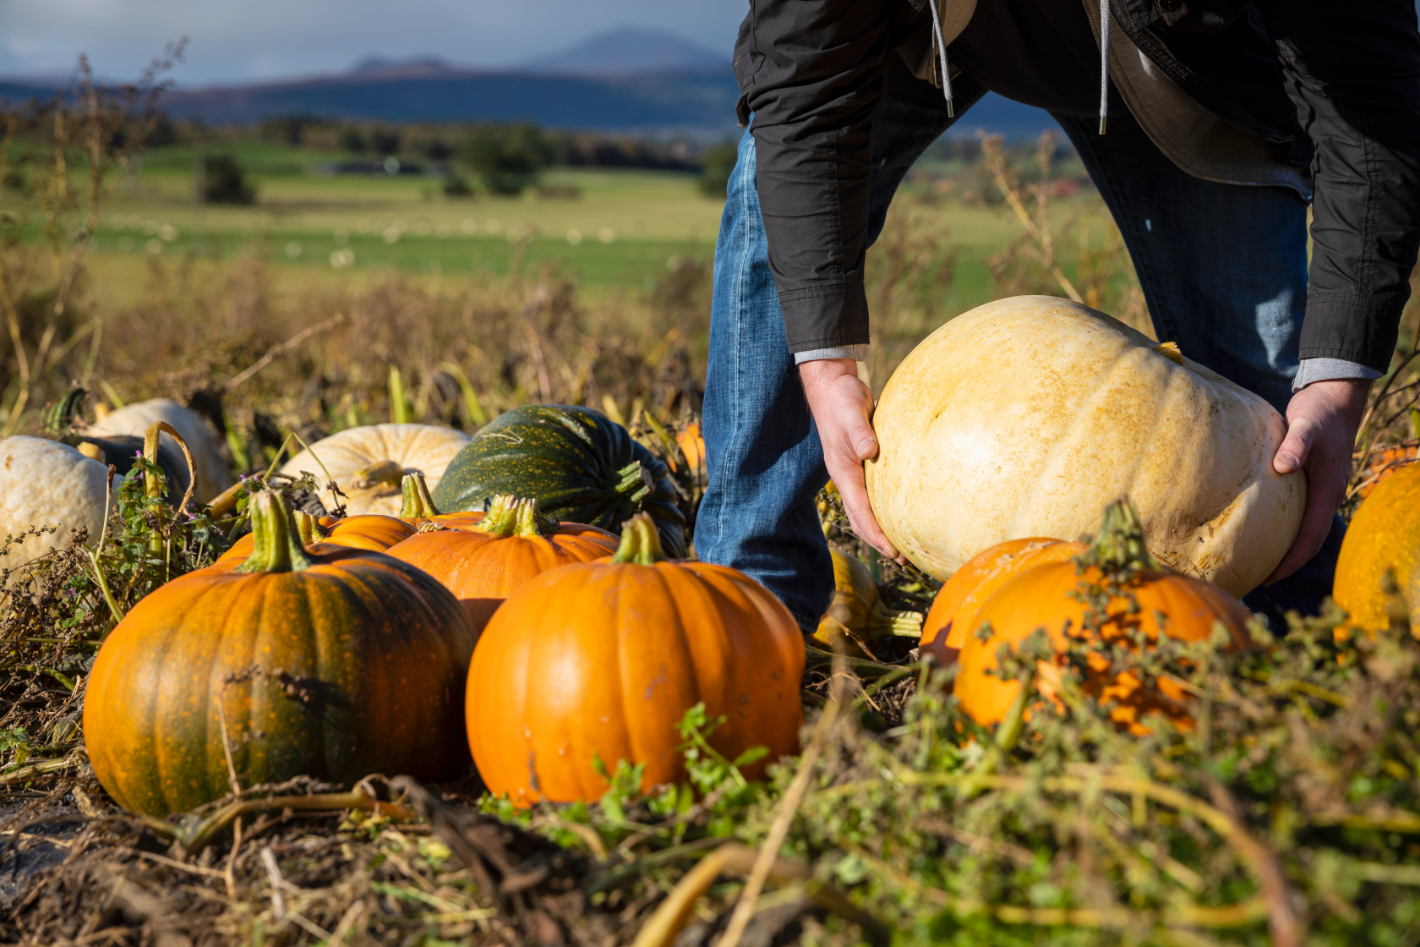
[0,674,876,947]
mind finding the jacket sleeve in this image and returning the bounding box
[738,0,895,354]
[1261,1,1420,373]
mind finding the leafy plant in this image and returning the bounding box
[461,123,557,196]
[201,154,256,205]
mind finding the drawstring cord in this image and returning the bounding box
[1098,0,1111,134]
[929,0,1106,131]
[928,0,955,118]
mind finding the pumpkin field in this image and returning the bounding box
[5,75,1420,947]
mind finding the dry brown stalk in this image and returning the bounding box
[631,842,887,947]
[223,312,349,391]
[980,131,1084,304]
[714,647,851,947]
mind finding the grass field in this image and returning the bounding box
[64,139,1104,314]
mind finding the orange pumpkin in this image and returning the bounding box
[1335,460,1420,635]
[84,490,478,817]
[954,501,1252,735]
[214,509,415,568]
[920,538,1085,669]
[383,492,618,630]
[677,421,706,475]
[467,513,805,805]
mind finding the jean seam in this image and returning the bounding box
[715,136,757,550]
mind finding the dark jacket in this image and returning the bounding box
[735,0,1420,372]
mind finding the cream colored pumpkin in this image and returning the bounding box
[864,296,1303,597]
[88,398,233,503]
[279,423,471,516]
[1,437,122,582]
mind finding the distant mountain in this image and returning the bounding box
[949,93,1056,141]
[520,27,727,77]
[154,67,743,131]
[346,56,461,79]
[0,27,1054,139]
[0,77,65,104]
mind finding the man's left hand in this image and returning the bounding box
[1264,377,1372,584]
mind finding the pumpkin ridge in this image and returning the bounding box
[196,572,263,809]
[663,563,736,743]
[107,585,197,811]
[533,565,611,803]
[618,563,694,792]
[483,572,546,801]
[194,573,259,808]
[679,561,805,762]
[610,564,643,800]
[302,567,351,780]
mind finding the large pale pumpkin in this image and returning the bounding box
[83,491,478,817]
[279,423,471,516]
[865,296,1303,597]
[1,437,121,582]
[468,514,804,805]
[1334,461,1420,635]
[88,398,233,503]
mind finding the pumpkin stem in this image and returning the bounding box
[1086,498,1160,574]
[354,459,405,489]
[142,422,166,502]
[1153,341,1185,366]
[477,494,557,538]
[614,460,654,504]
[238,491,314,573]
[400,472,441,519]
[294,509,327,545]
[867,601,926,639]
[610,513,666,565]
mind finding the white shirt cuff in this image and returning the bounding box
[1291,357,1383,392]
[793,345,870,364]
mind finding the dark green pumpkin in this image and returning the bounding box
[433,404,687,557]
[83,491,479,817]
[68,434,192,504]
[46,389,191,504]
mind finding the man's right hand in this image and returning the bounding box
[798,358,905,563]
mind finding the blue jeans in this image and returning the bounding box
[698,97,1337,632]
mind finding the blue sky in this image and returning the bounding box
[0,0,745,84]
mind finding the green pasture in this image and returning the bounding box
[23,138,1115,313]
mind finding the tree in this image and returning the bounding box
[698,142,740,198]
[260,114,315,146]
[424,138,454,162]
[461,124,557,196]
[203,155,256,205]
[369,127,401,156]
[340,127,367,154]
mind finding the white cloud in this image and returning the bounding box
[0,0,744,85]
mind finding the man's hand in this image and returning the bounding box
[1264,378,1371,584]
[799,358,905,563]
